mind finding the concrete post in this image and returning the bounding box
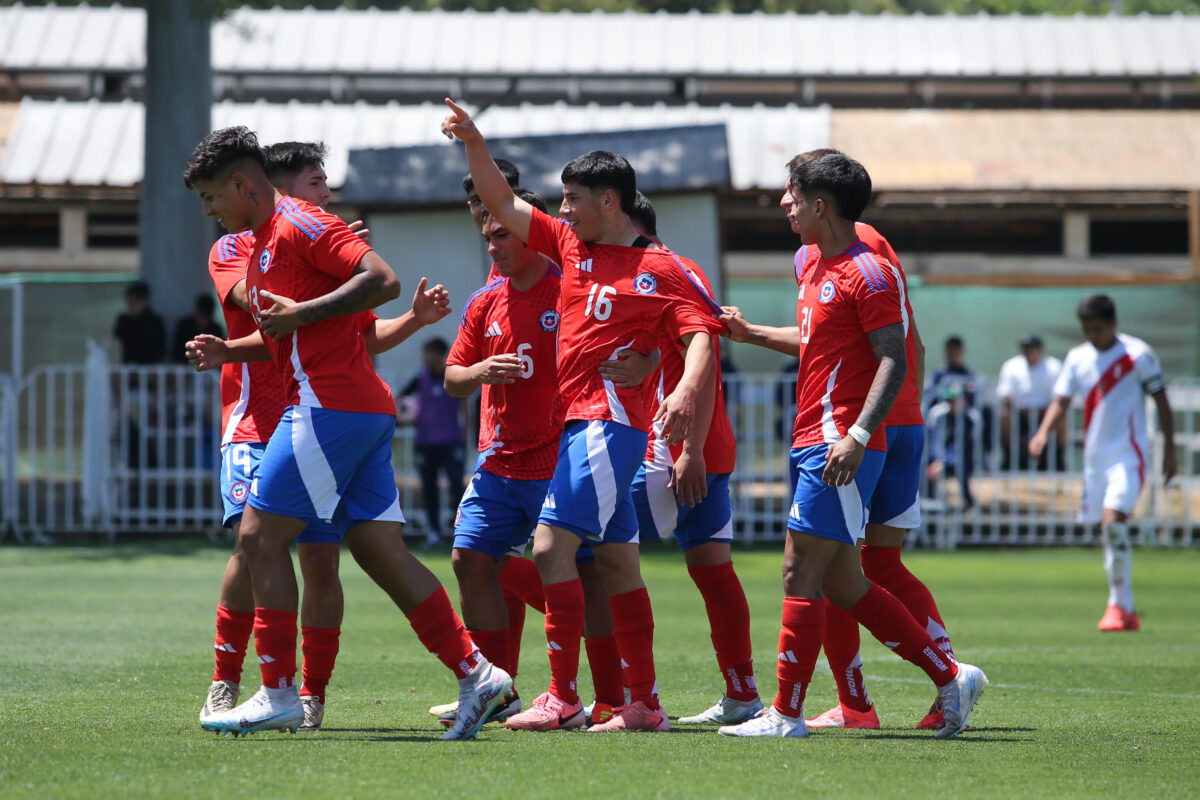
[139,3,213,342]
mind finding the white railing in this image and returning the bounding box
[724,373,1199,549]
[2,358,1197,548]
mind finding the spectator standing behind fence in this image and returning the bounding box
[171,294,225,364]
[925,383,980,510]
[997,334,1064,471]
[113,281,166,365]
[400,337,466,548]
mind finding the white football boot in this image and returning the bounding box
[442,662,513,741]
[718,706,808,738]
[201,685,304,736]
[936,663,988,739]
[678,696,764,725]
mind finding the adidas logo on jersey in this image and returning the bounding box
[789,503,801,520]
[543,494,556,510]
[575,258,594,273]
[484,321,503,338]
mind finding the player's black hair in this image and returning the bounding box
[125,280,151,300]
[1077,293,1117,322]
[561,150,636,214]
[263,141,329,183]
[423,337,449,355]
[785,148,843,173]
[479,188,547,228]
[945,335,964,350]
[182,126,264,189]
[788,152,872,222]
[462,158,520,195]
[630,190,657,237]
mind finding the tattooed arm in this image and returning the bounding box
[821,322,907,487]
[257,251,401,340]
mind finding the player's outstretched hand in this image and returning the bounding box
[655,388,695,446]
[441,99,481,143]
[669,449,708,508]
[348,219,370,243]
[185,334,228,372]
[1028,429,1048,460]
[257,290,302,340]
[598,348,659,389]
[475,353,523,384]
[822,436,864,487]
[412,277,451,326]
[719,306,750,342]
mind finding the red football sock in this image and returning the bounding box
[212,605,254,684]
[499,556,547,614]
[609,588,660,710]
[503,592,526,678]
[688,562,757,702]
[822,598,871,712]
[543,579,586,705]
[299,625,340,705]
[584,635,626,707]
[253,606,297,690]
[468,628,511,677]
[774,597,823,718]
[850,583,958,687]
[405,587,483,680]
[862,544,955,661]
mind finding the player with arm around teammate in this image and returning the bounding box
[195,140,452,732]
[184,127,510,740]
[1030,294,1177,632]
[442,100,723,732]
[717,153,986,739]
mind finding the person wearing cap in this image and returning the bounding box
[997,335,1064,471]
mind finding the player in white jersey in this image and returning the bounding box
[1030,294,1177,631]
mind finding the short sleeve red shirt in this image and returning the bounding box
[208,232,289,445]
[526,208,723,433]
[641,261,737,473]
[244,196,394,415]
[792,240,904,452]
[854,222,922,427]
[447,264,563,480]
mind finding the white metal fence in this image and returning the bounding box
[1,356,1197,548]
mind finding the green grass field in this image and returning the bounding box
[1,542,1198,799]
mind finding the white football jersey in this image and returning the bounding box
[1054,333,1164,468]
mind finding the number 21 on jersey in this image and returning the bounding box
[800,306,814,344]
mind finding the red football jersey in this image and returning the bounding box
[208,232,289,445]
[244,196,394,415]
[794,223,922,428]
[526,208,722,433]
[642,261,737,473]
[792,240,904,451]
[447,265,563,481]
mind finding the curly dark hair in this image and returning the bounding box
[182,126,264,189]
[263,141,330,184]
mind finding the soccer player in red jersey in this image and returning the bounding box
[196,141,453,732]
[726,148,963,731]
[442,99,722,732]
[183,126,510,739]
[716,153,986,738]
[611,192,764,725]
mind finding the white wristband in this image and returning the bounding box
[847,425,871,447]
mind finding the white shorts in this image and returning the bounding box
[1080,458,1144,523]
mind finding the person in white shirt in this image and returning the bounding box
[1030,294,1177,632]
[997,334,1064,471]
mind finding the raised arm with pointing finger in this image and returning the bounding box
[441,99,533,244]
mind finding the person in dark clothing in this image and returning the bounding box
[171,294,225,364]
[113,281,166,365]
[401,337,466,547]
